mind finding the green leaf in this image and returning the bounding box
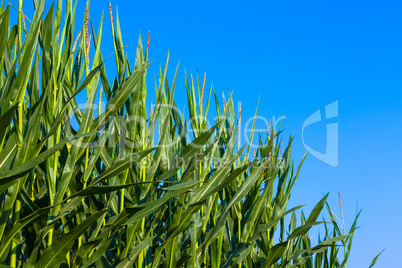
[0,131,100,187]
[34,210,107,268]
[115,236,155,268]
[158,122,220,181]
[262,241,289,267]
[0,207,50,262]
[369,249,384,268]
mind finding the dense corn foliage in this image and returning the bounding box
[0,1,381,267]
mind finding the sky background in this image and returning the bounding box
[20,0,402,266]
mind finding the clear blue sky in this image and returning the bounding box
[21,0,402,266]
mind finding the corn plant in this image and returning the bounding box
[0,1,381,267]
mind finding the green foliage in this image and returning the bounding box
[0,1,381,267]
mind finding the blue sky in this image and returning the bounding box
[21,0,402,266]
